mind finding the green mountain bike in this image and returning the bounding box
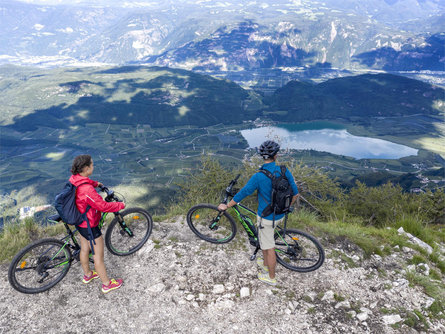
[186,175,325,272]
[8,185,153,294]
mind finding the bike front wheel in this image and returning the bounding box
[275,228,325,272]
[105,208,153,256]
[8,238,72,294]
[186,204,237,244]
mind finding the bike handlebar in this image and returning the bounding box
[98,185,122,202]
[222,174,241,204]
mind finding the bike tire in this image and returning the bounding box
[8,238,72,294]
[105,208,153,256]
[186,204,237,244]
[275,228,325,272]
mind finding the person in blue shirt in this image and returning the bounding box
[218,140,299,286]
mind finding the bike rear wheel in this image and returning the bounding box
[105,208,153,256]
[275,228,325,272]
[8,238,72,294]
[186,204,237,243]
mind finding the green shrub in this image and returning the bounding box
[0,218,39,263]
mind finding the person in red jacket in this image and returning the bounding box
[69,154,125,293]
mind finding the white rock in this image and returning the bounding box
[321,290,335,302]
[285,308,292,315]
[402,246,413,253]
[212,284,225,294]
[198,293,206,301]
[335,301,351,309]
[137,240,154,257]
[382,314,403,325]
[186,294,195,301]
[148,283,166,293]
[417,263,430,276]
[348,311,356,318]
[406,264,416,272]
[215,299,235,309]
[240,287,250,298]
[423,297,435,308]
[357,313,368,321]
[351,255,360,262]
[371,254,382,261]
[393,278,409,288]
[360,307,371,314]
[398,227,433,254]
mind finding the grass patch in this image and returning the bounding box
[395,215,436,246]
[404,309,429,330]
[429,251,445,275]
[334,293,345,302]
[0,218,56,263]
[289,214,407,258]
[405,271,445,317]
[408,254,428,265]
[152,239,162,249]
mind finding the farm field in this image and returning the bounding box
[1,120,443,221]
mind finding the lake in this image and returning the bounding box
[240,122,418,159]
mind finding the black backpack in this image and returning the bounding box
[259,166,293,219]
[54,182,95,253]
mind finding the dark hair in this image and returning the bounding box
[71,154,92,175]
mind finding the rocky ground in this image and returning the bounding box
[0,216,444,334]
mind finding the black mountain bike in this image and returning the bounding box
[8,185,153,294]
[186,175,325,272]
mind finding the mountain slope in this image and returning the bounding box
[1,65,262,131]
[264,73,444,129]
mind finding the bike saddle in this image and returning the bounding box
[48,214,62,222]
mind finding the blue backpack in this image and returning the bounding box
[54,182,96,253]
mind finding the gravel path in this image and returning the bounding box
[1,217,444,334]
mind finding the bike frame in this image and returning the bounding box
[231,203,258,241]
[47,210,116,267]
[229,202,292,261]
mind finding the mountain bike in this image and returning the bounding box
[186,175,325,272]
[8,185,153,294]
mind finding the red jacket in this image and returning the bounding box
[69,174,125,228]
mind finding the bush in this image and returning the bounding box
[0,218,39,263]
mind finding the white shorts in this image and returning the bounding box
[257,216,283,250]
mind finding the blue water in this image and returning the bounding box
[240,122,418,159]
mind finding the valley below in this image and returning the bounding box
[0,65,444,221]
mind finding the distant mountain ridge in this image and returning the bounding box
[1,0,444,74]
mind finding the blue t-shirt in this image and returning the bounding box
[232,161,299,220]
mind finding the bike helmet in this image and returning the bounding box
[258,140,280,159]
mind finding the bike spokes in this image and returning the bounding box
[188,205,236,243]
[8,239,72,293]
[105,209,152,256]
[275,229,325,272]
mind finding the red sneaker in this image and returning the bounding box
[82,270,99,284]
[101,278,123,293]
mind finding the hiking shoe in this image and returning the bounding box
[257,272,277,286]
[256,258,269,272]
[82,270,99,284]
[102,278,123,294]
